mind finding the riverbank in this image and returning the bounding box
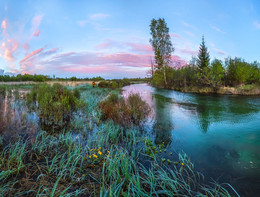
[168,84,260,95]
[0,83,239,196]
[123,83,260,196]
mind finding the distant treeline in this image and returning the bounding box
[0,74,106,82]
[0,74,48,82]
[152,57,260,92]
[0,74,149,86]
[98,78,150,89]
[69,76,104,81]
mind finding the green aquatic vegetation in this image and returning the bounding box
[0,128,239,196]
[99,93,151,127]
[27,83,87,131]
[143,138,186,167]
[0,84,239,196]
[143,139,166,159]
[0,85,6,96]
[0,139,27,170]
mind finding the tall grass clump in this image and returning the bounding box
[99,93,151,127]
[98,78,131,89]
[27,83,86,130]
[0,85,6,96]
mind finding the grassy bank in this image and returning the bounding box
[168,84,260,95]
[0,83,239,196]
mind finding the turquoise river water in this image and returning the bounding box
[123,83,260,197]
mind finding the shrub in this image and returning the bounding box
[27,83,82,128]
[111,81,118,89]
[99,93,150,127]
[98,80,111,88]
[98,79,131,89]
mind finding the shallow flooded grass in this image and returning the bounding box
[0,83,239,196]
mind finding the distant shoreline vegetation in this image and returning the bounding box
[149,18,260,95]
[0,74,106,82]
[0,74,149,86]
[151,56,260,95]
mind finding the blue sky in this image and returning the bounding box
[0,0,259,78]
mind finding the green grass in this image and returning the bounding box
[0,84,239,196]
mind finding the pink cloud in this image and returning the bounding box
[1,39,19,62]
[182,22,197,31]
[171,55,187,67]
[180,46,197,55]
[1,19,7,34]
[0,19,20,71]
[23,15,43,54]
[61,65,114,73]
[95,39,121,50]
[31,15,43,30]
[210,25,226,34]
[184,31,195,37]
[210,43,227,56]
[20,48,43,63]
[43,51,152,68]
[38,49,187,78]
[3,48,14,61]
[169,33,183,39]
[214,49,226,55]
[126,43,153,54]
[96,39,153,54]
[19,47,58,73]
[34,29,40,37]
[0,15,44,73]
[101,53,152,67]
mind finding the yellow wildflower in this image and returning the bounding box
[107,150,110,153]
[90,149,94,151]
[89,156,91,158]
[107,154,110,157]
[99,147,101,150]
[181,163,184,166]
[93,154,98,158]
[98,151,102,155]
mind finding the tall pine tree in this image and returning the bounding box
[197,35,210,70]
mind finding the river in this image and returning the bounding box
[123,83,260,197]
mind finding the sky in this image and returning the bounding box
[0,0,259,78]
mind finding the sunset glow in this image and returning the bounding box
[0,0,259,78]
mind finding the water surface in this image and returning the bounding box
[123,83,260,196]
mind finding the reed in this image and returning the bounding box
[0,84,239,196]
